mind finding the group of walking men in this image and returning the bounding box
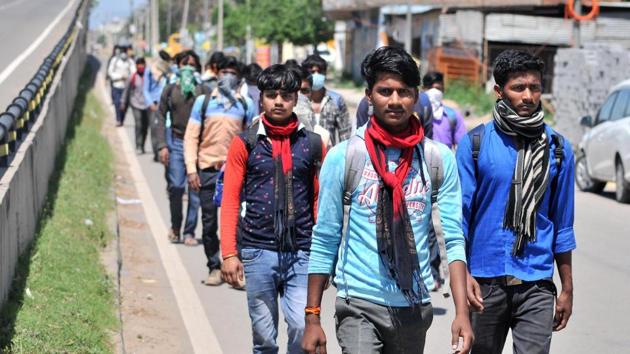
[109,44,575,354]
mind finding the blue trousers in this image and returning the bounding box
[167,136,200,236]
[241,248,309,354]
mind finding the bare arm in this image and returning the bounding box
[553,251,573,331]
[449,260,473,353]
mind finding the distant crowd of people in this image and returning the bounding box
[105,45,575,354]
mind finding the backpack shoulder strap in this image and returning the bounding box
[550,133,564,169]
[343,135,367,206]
[198,94,212,145]
[243,121,260,153]
[468,123,486,173]
[305,130,323,170]
[422,138,451,298]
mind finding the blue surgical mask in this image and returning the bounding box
[311,73,326,91]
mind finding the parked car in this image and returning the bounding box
[576,79,630,203]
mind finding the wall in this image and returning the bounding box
[0,2,88,306]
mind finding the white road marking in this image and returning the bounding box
[97,76,223,354]
[0,0,77,85]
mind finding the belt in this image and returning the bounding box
[475,276,552,287]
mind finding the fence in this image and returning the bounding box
[0,0,88,306]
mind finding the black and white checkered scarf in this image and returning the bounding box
[492,100,550,255]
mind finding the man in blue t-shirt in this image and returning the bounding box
[457,50,575,354]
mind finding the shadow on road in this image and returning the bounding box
[0,55,101,349]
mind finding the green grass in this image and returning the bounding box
[445,79,496,116]
[0,62,117,353]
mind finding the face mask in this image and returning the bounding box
[120,52,128,60]
[219,73,239,91]
[179,66,197,97]
[311,73,326,91]
[136,66,145,75]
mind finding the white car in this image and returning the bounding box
[576,79,630,203]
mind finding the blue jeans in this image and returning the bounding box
[167,136,200,236]
[241,248,309,354]
[111,87,125,123]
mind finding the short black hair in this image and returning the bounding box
[302,54,328,74]
[208,51,225,67]
[257,64,301,93]
[218,56,240,73]
[284,59,300,68]
[493,49,545,88]
[135,57,146,66]
[175,50,201,72]
[422,71,444,89]
[158,50,172,62]
[361,46,420,90]
[244,63,263,85]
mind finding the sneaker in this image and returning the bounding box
[183,234,198,246]
[167,230,180,243]
[204,269,224,286]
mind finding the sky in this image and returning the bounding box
[89,0,147,29]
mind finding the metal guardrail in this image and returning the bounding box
[0,1,84,170]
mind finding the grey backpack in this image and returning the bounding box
[340,134,452,298]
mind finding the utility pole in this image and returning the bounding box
[404,0,412,53]
[203,0,209,31]
[166,0,172,36]
[181,0,190,33]
[217,0,224,50]
[245,0,252,64]
[573,0,582,48]
[150,0,159,55]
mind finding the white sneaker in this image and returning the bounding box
[204,269,224,286]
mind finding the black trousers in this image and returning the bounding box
[199,168,221,272]
[471,279,556,354]
[131,107,149,150]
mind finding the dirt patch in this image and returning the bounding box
[96,73,191,354]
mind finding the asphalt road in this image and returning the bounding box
[114,90,630,353]
[0,0,79,111]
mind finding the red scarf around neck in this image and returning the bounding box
[261,114,299,174]
[365,115,424,216]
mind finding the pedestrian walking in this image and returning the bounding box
[156,50,207,246]
[456,49,575,354]
[303,46,473,354]
[121,57,150,154]
[201,51,225,92]
[107,46,135,126]
[422,72,466,149]
[220,64,326,353]
[184,56,255,286]
[143,50,172,162]
[294,54,351,145]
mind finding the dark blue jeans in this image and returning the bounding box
[111,87,125,123]
[199,168,221,271]
[241,248,309,354]
[167,136,200,236]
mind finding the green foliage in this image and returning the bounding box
[445,80,496,116]
[0,67,117,353]
[220,0,333,47]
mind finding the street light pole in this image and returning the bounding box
[217,0,224,50]
[573,0,582,48]
[405,0,412,53]
[181,0,190,33]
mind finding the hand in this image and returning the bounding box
[302,317,327,354]
[159,147,169,166]
[221,257,244,288]
[451,314,474,354]
[553,289,573,331]
[466,273,484,312]
[150,103,158,112]
[188,173,201,192]
[119,104,126,112]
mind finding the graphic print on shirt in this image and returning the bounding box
[356,160,430,224]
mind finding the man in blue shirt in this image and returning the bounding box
[456,50,575,354]
[303,46,472,354]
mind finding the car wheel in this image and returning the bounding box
[615,161,630,203]
[575,154,605,193]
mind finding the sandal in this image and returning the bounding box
[183,234,199,246]
[168,230,180,243]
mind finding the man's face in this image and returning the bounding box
[306,65,324,75]
[218,67,239,79]
[180,56,197,69]
[300,80,312,99]
[431,81,444,92]
[367,73,418,133]
[495,70,542,117]
[260,90,298,122]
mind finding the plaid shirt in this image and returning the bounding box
[295,89,351,146]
